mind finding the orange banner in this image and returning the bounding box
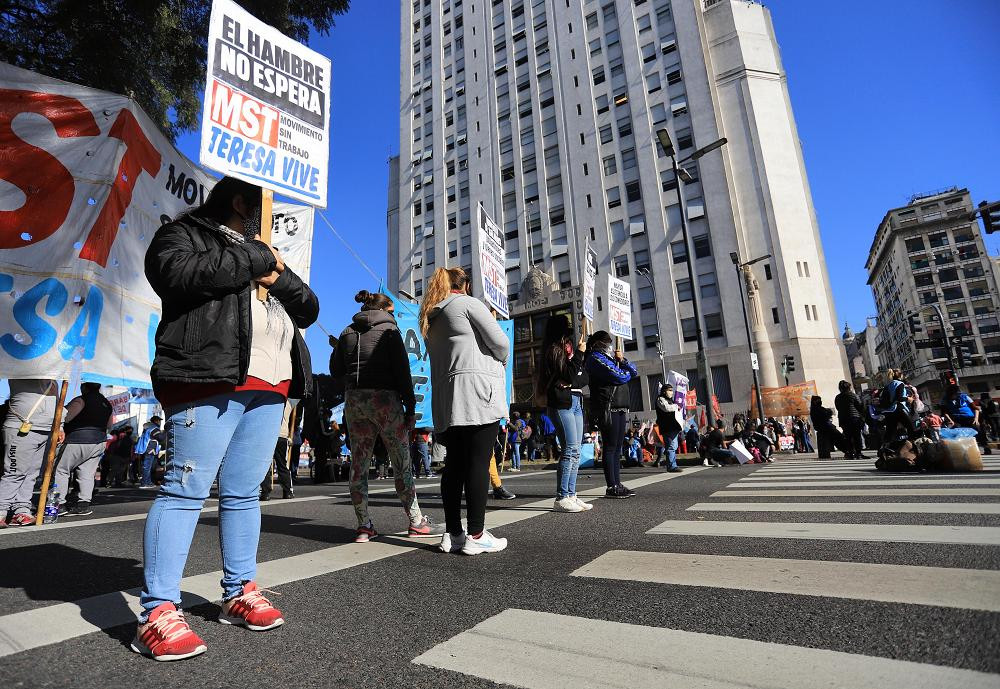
[750,381,818,418]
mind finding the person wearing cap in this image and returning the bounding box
[136,414,164,488]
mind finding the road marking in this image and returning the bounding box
[647,520,1000,545]
[688,502,1000,514]
[571,550,1000,612]
[712,488,1000,497]
[412,608,998,689]
[735,478,1000,487]
[740,474,999,482]
[0,470,558,538]
[0,468,703,658]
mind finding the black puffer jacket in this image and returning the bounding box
[145,214,319,399]
[834,391,865,425]
[330,309,416,415]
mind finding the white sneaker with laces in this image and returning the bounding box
[439,531,467,553]
[461,529,508,555]
[553,497,584,512]
[571,496,593,511]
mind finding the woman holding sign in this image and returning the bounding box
[586,331,639,498]
[135,177,318,661]
[420,267,510,555]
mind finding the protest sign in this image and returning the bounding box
[107,392,131,418]
[667,370,689,409]
[200,0,331,207]
[0,62,314,387]
[607,275,632,340]
[750,381,819,418]
[583,244,598,322]
[477,204,508,318]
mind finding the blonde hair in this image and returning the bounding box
[418,267,470,336]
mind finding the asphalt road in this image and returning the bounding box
[1,454,998,688]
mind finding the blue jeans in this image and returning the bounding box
[510,441,521,469]
[140,452,156,486]
[412,440,431,476]
[139,390,285,621]
[552,395,584,498]
[662,429,679,469]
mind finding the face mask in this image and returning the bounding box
[240,205,262,241]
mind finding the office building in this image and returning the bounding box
[389,0,848,417]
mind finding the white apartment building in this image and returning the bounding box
[389,0,847,417]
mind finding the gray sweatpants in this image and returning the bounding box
[53,442,105,504]
[0,428,51,516]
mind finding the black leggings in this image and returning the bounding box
[440,422,499,536]
[598,410,627,488]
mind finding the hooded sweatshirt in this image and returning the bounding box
[331,309,416,415]
[425,294,509,433]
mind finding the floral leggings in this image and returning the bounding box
[345,389,422,527]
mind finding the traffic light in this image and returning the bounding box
[955,342,973,367]
[907,313,922,335]
[979,201,1000,235]
[784,355,796,373]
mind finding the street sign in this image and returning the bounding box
[750,352,759,370]
[914,338,945,350]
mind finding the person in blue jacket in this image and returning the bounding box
[585,330,638,498]
[941,384,992,454]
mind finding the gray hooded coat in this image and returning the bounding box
[425,294,509,433]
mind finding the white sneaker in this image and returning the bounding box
[439,531,466,553]
[702,458,711,467]
[553,497,584,513]
[461,529,508,555]
[571,496,593,511]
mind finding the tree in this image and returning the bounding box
[0,0,349,141]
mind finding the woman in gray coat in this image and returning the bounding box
[419,267,510,556]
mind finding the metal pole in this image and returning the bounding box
[672,152,716,427]
[639,270,669,383]
[929,303,959,385]
[734,258,766,426]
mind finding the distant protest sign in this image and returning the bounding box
[583,244,598,322]
[477,204,509,318]
[200,0,331,207]
[0,63,313,387]
[607,276,632,340]
[750,381,819,417]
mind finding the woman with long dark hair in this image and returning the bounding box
[585,330,638,498]
[419,267,510,555]
[331,289,444,542]
[809,395,845,459]
[134,177,318,661]
[536,315,590,512]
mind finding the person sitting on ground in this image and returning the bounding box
[941,384,992,455]
[704,421,738,466]
[921,410,942,442]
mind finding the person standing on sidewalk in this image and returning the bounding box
[134,177,318,661]
[834,381,867,459]
[331,290,443,542]
[53,382,113,515]
[508,411,524,472]
[260,401,298,501]
[655,384,684,473]
[0,379,59,527]
[585,331,638,499]
[411,427,434,479]
[420,267,510,555]
[537,314,591,513]
[135,415,163,488]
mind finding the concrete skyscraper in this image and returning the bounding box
[389,0,847,417]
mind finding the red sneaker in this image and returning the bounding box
[8,513,33,527]
[131,603,207,661]
[218,582,284,631]
[354,524,378,543]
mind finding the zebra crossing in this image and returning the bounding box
[415,457,1000,688]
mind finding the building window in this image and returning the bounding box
[617,116,632,138]
[641,42,656,62]
[414,279,423,296]
[904,237,925,252]
[637,14,652,32]
[600,124,613,144]
[592,66,606,85]
[693,235,711,258]
[671,240,687,264]
[634,248,650,271]
[771,307,780,324]
[764,264,772,280]
[596,94,610,113]
[603,154,617,175]
[667,69,682,85]
[677,279,692,302]
[625,180,642,202]
[705,313,724,338]
[699,272,718,298]
[681,317,697,342]
[607,186,621,208]
[711,365,733,403]
[646,71,661,93]
[651,103,667,124]
[621,148,637,169]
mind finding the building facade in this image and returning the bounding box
[865,187,1000,402]
[842,317,881,391]
[389,0,847,419]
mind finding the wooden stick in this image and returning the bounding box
[615,335,624,358]
[35,380,69,525]
[256,188,274,302]
[499,426,510,473]
[285,404,299,480]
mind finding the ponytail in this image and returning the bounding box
[355,289,393,311]
[418,267,470,336]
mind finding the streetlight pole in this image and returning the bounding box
[636,267,668,384]
[908,303,959,385]
[731,251,770,427]
[657,129,727,429]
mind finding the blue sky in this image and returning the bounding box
[171,0,1000,363]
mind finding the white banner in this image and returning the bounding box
[583,244,598,322]
[608,275,632,340]
[0,62,314,387]
[200,0,331,207]
[477,203,509,318]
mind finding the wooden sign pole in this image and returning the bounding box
[615,336,624,359]
[256,188,274,302]
[35,380,69,525]
[285,404,299,479]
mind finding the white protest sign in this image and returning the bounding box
[0,62,314,387]
[608,275,632,340]
[667,370,689,409]
[478,204,509,317]
[200,0,331,207]
[107,392,131,418]
[583,244,598,322]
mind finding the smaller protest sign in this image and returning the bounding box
[583,244,598,322]
[607,275,632,340]
[478,204,509,318]
[667,370,689,409]
[107,392,130,418]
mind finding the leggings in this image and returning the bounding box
[597,410,627,488]
[440,422,499,536]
